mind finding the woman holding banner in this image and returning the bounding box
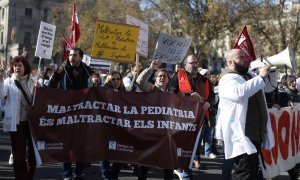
[136,59,174,179]
[99,71,125,180]
[0,55,38,179]
[277,74,300,180]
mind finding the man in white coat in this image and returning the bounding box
[215,49,274,180]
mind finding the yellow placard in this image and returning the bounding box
[91,21,140,63]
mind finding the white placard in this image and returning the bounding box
[82,55,111,74]
[152,33,191,64]
[90,58,111,74]
[35,22,56,60]
[126,15,148,57]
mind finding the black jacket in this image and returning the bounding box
[48,61,93,90]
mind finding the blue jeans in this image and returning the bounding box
[181,169,192,180]
[99,161,122,180]
[62,162,84,178]
[175,169,192,180]
[195,124,214,159]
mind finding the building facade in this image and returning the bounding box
[0,0,62,70]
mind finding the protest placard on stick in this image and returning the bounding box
[126,15,148,58]
[91,21,140,63]
[35,22,56,74]
[152,33,191,64]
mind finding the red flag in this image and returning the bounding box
[70,3,80,46]
[233,26,256,62]
[61,34,73,61]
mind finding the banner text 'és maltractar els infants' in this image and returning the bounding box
[29,87,203,169]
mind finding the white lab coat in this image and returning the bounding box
[215,72,274,159]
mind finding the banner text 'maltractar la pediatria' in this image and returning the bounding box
[29,87,204,169]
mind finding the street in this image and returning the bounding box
[0,120,291,180]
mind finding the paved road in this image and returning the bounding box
[0,119,291,180]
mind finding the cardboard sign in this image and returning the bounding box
[35,22,56,60]
[91,21,139,63]
[153,33,191,64]
[126,15,148,57]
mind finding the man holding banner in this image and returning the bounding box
[48,47,93,179]
[215,49,274,180]
[169,55,214,179]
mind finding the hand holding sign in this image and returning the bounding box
[150,59,161,70]
[56,61,68,74]
[153,33,191,64]
[191,92,205,103]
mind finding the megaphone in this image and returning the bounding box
[250,45,297,72]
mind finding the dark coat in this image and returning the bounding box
[48,61,93,90]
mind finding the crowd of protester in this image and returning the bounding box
[0,46,300,180]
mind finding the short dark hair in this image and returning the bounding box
[92,72,100,78]
[153,68,170,82]
[281,74,296,86]
[71,47,83,57]
[10,56,31,75]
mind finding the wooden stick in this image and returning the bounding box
[135,54,139,67]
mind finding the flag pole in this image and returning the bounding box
[73,3,76,47]
[37,57,42,77]
[73,29,76,47]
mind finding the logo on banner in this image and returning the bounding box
[177,148,182,156]
[237,34,246,46]
[37,141,45,150]
[176,147,192,157]
[109,141,117,150]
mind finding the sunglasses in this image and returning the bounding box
[112,78,121,81]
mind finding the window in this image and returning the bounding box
[24,32,31,45]
[25,8,32,17]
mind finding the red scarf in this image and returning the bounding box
[178,71,211,120]
[178,70,192,93]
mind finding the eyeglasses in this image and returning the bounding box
[112,78,121,81]
[186,62,198,65]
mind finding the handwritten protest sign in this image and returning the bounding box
[126,15,148,57]
[35,22,56,60]
[91,21,140,63]
[153,33,191,64]
[261,105,300,178]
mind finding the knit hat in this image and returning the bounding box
[199,69,210,76]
